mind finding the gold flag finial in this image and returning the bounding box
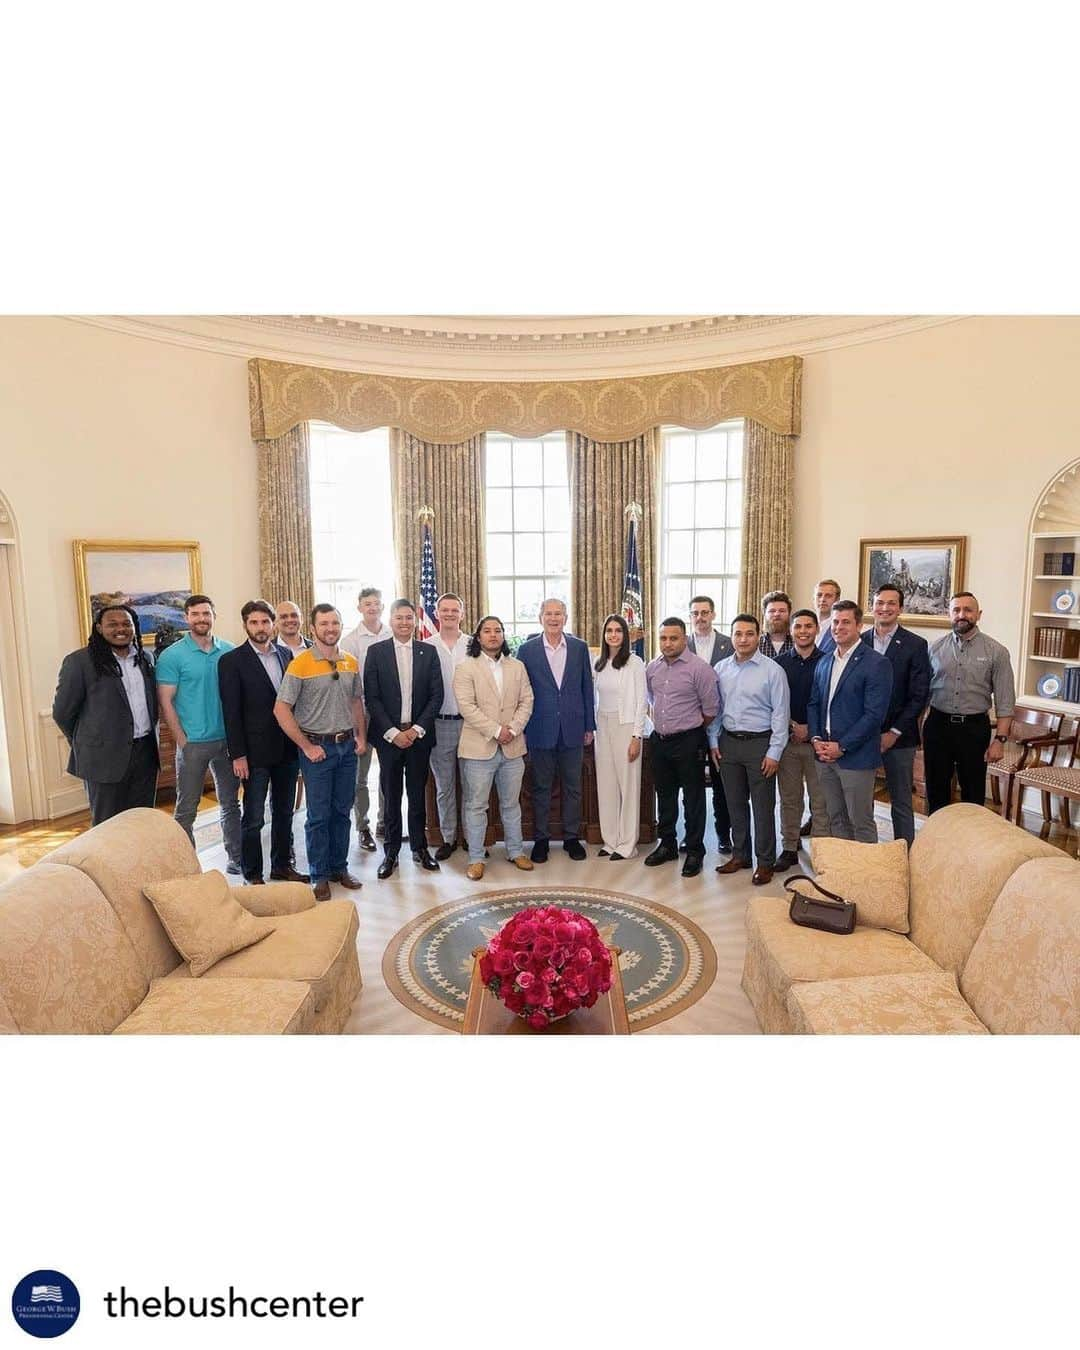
[417,505,435,524]
[624,501,643,525]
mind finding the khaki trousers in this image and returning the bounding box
[594,711,642,857]
[777,740,828,853]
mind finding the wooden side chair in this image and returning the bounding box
[987,705,1064,819]
[1013,718,1080,841]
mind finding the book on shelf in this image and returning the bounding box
[1042,551,1076,576]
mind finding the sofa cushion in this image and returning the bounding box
[807,836,909,933]
[165,900,358,1012]
[908,803,1060,977]
[114,977,315,1034]
[144,870,276,976]
[0,862,148,1033]
[48,807,199,980]
[960,856,1080,1034]
[787,972,989,1034]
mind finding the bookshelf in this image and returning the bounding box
[1020,527,1080,714]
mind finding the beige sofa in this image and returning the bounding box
[0,808,360,1034]
[743,803,1079,1034]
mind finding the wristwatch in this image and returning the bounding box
[994,734,1009,743]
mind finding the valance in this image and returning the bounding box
[247,354,802,444]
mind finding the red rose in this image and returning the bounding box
[540,966,557,984]
[513,950,531,971]
[516,970,535,989]
[527,1011,548,1029]
[505,990,526,1014]
[533,935,555,958]
[492,951,514,976]
[479,955,495,983]
[523,982,546,1006]
[583,992,598,1007]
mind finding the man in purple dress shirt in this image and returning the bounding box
[643,617,720,877]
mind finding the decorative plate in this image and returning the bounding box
[1051,589,1077,613]
[1037,672,1064,698]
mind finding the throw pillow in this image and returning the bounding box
[806,837,910,934]
[143,871,276,976]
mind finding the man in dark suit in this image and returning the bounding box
[517,598,595,862]
[859,583,931,846]
[219,599,307,885]
[808,600,893,843]
[686,594,734,852]
[364,598,444,878]
[52,604,159,825]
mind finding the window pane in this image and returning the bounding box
[513,440,544,485]
[725,479,742,527]
[695,480,724,528]
[664,577,692,618]
[543,485,570,531]
[515,532,544,574]
[486,533,513,575]
[488,579,514,619]
[666,529,693,573]
[543,439,568,485]
[487,440,512,487]
[514,486,543,524]
[725,529,742,575]
[515,578,544,624]
[545,531,570,574]
[543,579,571,612]
[696,577,724,611]
[726,431,743,479]
[723,577,740,623]
[666,434,695,481]
[487,487,513,530]
[695,530,725,573]
[666,483,694,529]
[310,436,328,483]
[696,432,727,478]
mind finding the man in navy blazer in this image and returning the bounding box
[517,598,595,862]
[859,583,931,846]
[808,600,893,843]
[218,600,305,885]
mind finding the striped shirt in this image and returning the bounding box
[277,648,363,733]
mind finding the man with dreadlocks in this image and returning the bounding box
[53,604,160,825]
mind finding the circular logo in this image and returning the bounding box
[11,1271,80,1338]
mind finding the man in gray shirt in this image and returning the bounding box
[924,591,1015,814]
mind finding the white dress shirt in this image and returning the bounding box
[424,631,469,714]
[484,651,505,697]
[384,638,426,742]
[249,639,283,692]
[341,620,392,672]
[825,643,856,737]
[543,633,568,687]
[118,647,152,737]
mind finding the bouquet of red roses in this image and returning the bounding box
[479,905,614,1030]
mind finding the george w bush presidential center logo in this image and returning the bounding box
[11,1271,81,1338]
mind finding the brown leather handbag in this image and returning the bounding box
[784,873,856,935]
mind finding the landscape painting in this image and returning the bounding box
[858,536,966,628]
[73,540,202,645]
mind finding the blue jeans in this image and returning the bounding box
[460,750,526,863]
[299,740,356,883]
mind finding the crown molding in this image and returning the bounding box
[64,314,965,380]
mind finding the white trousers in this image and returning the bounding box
[594,711,641,857]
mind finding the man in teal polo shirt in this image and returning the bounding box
[156,594,241,871]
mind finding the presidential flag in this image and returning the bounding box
[621,503,644,657]
[417,518,439,639]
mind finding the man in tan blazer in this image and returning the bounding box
[453,616,536,880]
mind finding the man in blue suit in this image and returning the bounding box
[808,600,893,843]
[859,583,931,846]
[517,598,595,862]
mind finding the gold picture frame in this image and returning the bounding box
[73,539,203,646]
[857,536,966,628]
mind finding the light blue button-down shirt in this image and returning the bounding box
[707,650,790,761]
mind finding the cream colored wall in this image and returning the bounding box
[0,318,257,813]
[794,316,1080,662]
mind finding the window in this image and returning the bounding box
[659,421,743,625]
[485,434,571,640]
[309,422,396,620]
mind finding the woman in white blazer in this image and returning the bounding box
[592,614,647,859]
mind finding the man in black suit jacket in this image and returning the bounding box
[218,600,306,884]
[363,599,444,878]
[859,583,931,846]
[686,595,734,852]
[52,604,159,825]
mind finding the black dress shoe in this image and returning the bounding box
[644,844,679,866]
[377,856,398,880]
[800,817,813,837]
[563,838,587,861]
[681,854,704,878]
[609,852,626,862]
[774,849,800,872]
[530,840,549,864]
[412,850,440,871]
[678,842,688,854]
[226,862,242,876]
[243,877,265,886]
[357,828,377,853]
[434,842,456,861]
[716,837,733,854]
[269,867,310,883]
[598,848,610,858]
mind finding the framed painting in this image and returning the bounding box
[73,540,203,646]
[857,537,966,628]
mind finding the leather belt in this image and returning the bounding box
[930,709,990,724]
[724,729,771,740]
[436,714,463,720]
[652,727,700,741]
[302,729,354,744]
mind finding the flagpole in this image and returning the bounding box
[622,501,645,657]
[417,506,439,638]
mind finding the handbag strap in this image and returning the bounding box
[783,872,848,905]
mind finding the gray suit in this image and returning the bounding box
[688,628,733,844]
[53,645,160,824]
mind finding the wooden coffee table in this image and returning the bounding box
[461,946,630,1035]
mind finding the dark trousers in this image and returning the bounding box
[240,758,299,880]
[923,708,992,814]
[649,728,707,856]
[707,754,732,844]
[528,742,584,840]
[718,730,777,867]
[85,734,159,826]
[376,737,434,857]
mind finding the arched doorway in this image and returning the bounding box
[0,491,43,823]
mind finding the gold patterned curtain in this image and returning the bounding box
[739,419,795,614]
[569,429,660,656]
[255,423,315,622]
[389,430,487,625]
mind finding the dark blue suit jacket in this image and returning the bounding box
[807,643,894,772]
[518,634,596,751]
[219,640,297,767]
[859,625,931,748]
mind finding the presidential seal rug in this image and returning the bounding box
[382,886,717,1032]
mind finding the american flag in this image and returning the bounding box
[621,506,644,657]
[417,518,439,639]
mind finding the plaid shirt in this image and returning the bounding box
[758,632,796,661]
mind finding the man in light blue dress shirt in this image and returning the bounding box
[709,613,790,885]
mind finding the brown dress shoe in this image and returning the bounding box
[269,867,310,883]
[313,880,332,902]
[511,855,534,871]
[715,858,752,874]
[751,867,774,886]
[466,862,485,880]
[357,828,377,853]
[333,871,363,890]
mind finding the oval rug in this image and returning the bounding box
[382,886,717,1032]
